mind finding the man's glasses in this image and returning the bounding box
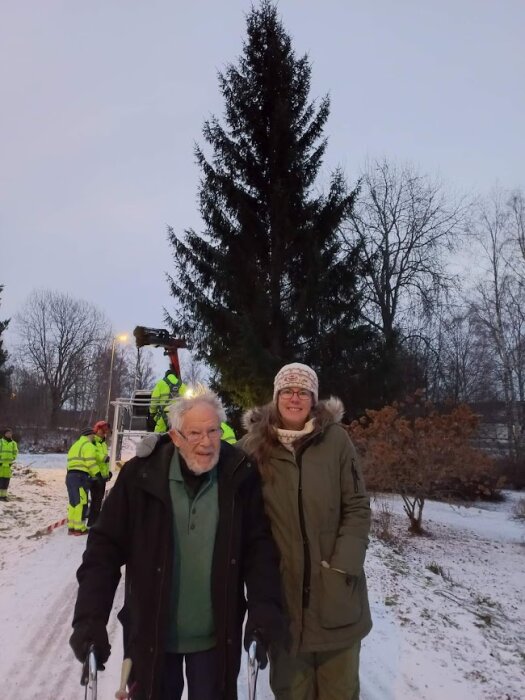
[278,389,312,401]
[177,427,223,444]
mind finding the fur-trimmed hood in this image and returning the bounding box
[242,396,344,433]
[240,396,345,457]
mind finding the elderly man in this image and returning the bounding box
[70,389,283,700]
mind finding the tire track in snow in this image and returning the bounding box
[2,532,89,698]
[14,579,79,698]
[0,529,124,699]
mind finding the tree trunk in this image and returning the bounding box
[48,391,61,429]
[402,494,425,535]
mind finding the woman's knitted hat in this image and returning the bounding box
[273,363,318,403]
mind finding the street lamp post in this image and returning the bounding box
[105,333,128,422]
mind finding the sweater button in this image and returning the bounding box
[227,638,232,645]
[190,523,195,530]
[231,558,236,565]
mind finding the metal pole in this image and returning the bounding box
[247,640,259,700]
[81,644,98,700]
[105,338,116,422]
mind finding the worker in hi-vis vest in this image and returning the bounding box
[0,428,18,500]
[220,421,237,444]
[87,420,113,527]
[66,427,99,535]
[149,370,237,442]
[149,367,188,433]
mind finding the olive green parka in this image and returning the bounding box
[240,397,372,654]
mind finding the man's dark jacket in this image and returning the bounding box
[72,439,283,700]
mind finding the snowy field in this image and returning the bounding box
[0,454,523,700]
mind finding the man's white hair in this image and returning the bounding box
[167,385,226,432]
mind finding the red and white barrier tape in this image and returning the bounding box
[28,517,67,539]
[27,484,115,539]
[45,517,67,533]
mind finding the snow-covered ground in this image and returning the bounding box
[0,454,523,700]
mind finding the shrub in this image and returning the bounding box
[373,499,395,542]
[348,397,500,532]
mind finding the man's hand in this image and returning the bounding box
[244,629,268,670]
[106,471,113,482]
[70,620,111,669]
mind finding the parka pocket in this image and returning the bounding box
[319,566,362,629]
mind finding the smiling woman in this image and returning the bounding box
[238,362,372,700]
[273,364,318,432]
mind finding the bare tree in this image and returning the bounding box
[425,305,499,403]
[503,279,525,404]
[179,351,208,388]
[342,159,466,398]
[469,189,525,458]
[345,160,465,339]
[15,290,109,427]
[509,190,525,273]
[132,347,156,393]
[78,338,113,419]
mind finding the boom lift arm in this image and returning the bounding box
[133,326,187,379]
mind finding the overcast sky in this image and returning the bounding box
[1,0,524,374]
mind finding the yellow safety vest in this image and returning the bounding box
[149,373,188,430]
[67,436,99,478]
[93,436,110,478]
[0,438,18,466]
[221,422,237,444]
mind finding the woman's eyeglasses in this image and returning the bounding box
[278,389,312,401]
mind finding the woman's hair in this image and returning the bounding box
[242,403,282,482]
[167,387,226,432]
[242,402,322,482]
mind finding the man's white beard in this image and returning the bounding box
[185,451,220,475]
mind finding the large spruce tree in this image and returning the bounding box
[167,1,374,407]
